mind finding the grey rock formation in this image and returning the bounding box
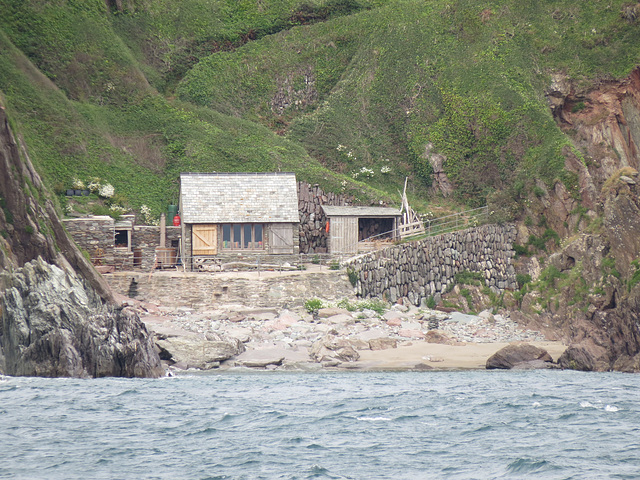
[0,258,163,378]
[155,333,245,370]
[485,343,553,370]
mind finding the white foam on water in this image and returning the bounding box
[605,405,619,412]
[580,401,594,408]
[357,416,391,422]
[532,401,542,408]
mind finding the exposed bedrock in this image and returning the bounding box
[0,257,163,378]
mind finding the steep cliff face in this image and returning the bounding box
[0,105,162,377]
[1,258,163,377]
[512,69,640,372]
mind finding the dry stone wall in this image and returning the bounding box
[297,181,355,254]
[347,224,518,306]
[63,216,115,264]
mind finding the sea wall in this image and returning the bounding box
[347,224,518,306]
[106,268,355,310]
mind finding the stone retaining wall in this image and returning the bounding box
[106,269,356,310]
[347,224,518,306]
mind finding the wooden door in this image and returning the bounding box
[330,217,357,254]
[268,223,293,254]
[192,224,218,255]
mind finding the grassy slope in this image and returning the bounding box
[0,0,389,219]
[1,0,640,219]
[178,0,640,206]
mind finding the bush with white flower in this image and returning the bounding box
[139,204,158,225]
[98,183,115,198]
[380,166,391,174]
[72,178,85,189]
[352,166,375,179]
[109,204,127,215]
[87,179,101,193]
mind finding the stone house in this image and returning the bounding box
[179,172,300,267]
[63,215,180,271]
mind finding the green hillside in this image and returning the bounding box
[1,0,639,219]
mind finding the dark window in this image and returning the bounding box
[255,224,263,247]
[233,224,242,249]
[221,224,264,250]
[115,230,129,249]
[222,224,231,248]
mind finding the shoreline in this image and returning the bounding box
[128,294,567,374]
[109,268,567,374]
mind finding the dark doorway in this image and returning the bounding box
[358,218,394,241]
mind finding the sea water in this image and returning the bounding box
[1,370,639,479]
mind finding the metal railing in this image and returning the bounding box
[91,252,351,275]
[352,205,490,253]
[423,206,489,238]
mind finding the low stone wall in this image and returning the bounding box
[347,224,518,306]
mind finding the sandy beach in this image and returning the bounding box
[350,341,567,370]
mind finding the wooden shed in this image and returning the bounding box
[322,206,402,255]
[179,173,299,266]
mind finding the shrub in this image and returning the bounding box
[516,273,532,289]
[629,260,640,290]
[346,267,358,287]
[425,296,436,309]
[304,298,323,315]
[336,298,357,312]
[358,298,387,315]
[513,243,530,257]
[454,270,485,286]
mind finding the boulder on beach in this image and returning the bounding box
[369,338,398,350]
[235,349,285,368]
[486,343,553,369]
[156,334,244,370]
[557,342,609,372]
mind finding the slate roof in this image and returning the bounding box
[180,173,299,224]
[322,206,402,218]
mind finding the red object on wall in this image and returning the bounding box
[173,215,181,226]
[325,220,330,233]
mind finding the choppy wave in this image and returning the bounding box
[0,371,639,479]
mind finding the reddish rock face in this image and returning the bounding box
[511,69,640,372]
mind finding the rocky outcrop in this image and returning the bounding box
[0,108,113,302]
[509,70,640,372]
[155,331,245,370]
[0,106,162,377]
[486,343,554,370]
[0,258,163,377]
[423,143,454,197]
